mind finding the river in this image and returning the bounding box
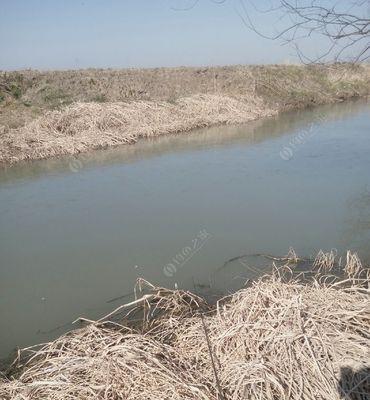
[0,99,369,358]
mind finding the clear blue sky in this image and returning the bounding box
[0,0,350,70]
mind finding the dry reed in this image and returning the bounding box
[1,64,369,165]
[0,94,273,164]
[0,251,369,400]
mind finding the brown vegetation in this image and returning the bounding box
[0,64,369,164]
[0,94,272,163]
[1,250,369,400]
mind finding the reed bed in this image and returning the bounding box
[0,94,272,164]
[1,63,369,165]
[0,251,369,400]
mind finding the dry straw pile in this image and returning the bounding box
[0,94,272,164]
[1,250,369,399]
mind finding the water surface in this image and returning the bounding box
[1,100,370,358]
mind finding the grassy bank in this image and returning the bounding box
[1,251,369,400]
[0,64,369,165]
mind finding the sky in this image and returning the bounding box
[0,0,367,70]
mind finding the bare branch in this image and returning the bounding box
[261,0,370,63]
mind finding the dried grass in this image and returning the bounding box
[313,249,338,273]
[1,252,369,400]
[0,94,273,164]
[1,63,369,165]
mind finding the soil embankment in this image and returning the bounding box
[1,64,369,164]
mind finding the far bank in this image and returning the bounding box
[0,63,369,165]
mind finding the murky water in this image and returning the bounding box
[1,100,369,358]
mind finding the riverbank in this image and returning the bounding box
[1,64,369,165]
[1,251,369,400]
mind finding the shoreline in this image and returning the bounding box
[1,64,369,166]
[1,250,369,399]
